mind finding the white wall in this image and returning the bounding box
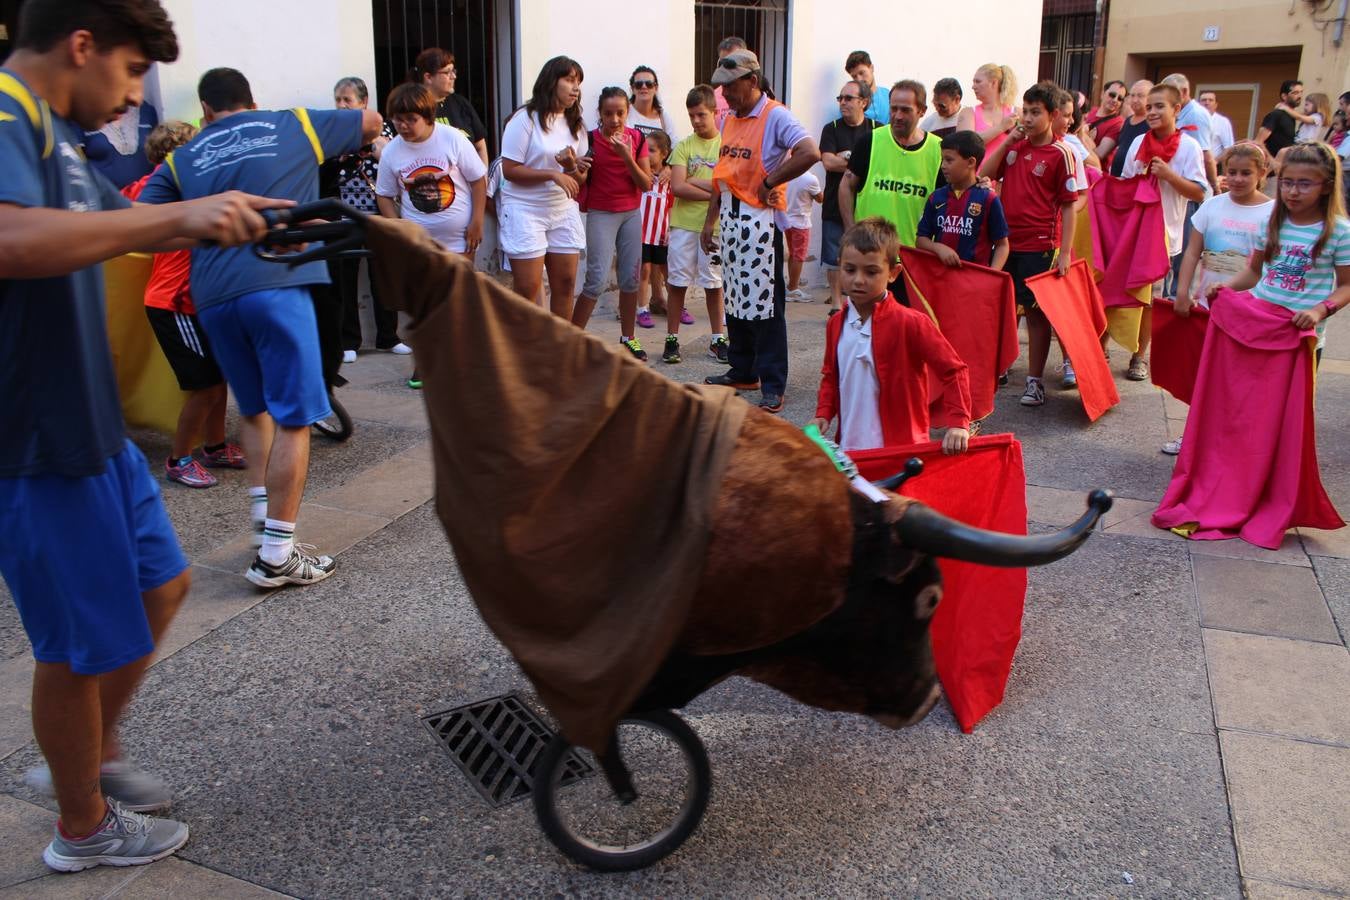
[155,0,376,122]
[785,0,1039,144]
[516,0,696,133]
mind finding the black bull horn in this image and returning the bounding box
[874,458,1114,567]
[897,488,1114,567]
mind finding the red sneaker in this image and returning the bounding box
[200,443,247,469]
[166,457,217,488]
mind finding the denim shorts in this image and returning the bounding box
[0,440,187,674]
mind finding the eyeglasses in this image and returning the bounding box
[438,66,456,76]
[836,94,861,102]
[1279,178,1325,193]
[632,80,656,89]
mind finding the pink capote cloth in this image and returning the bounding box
[1089,175,1171,308]
[1152,288,1344,548]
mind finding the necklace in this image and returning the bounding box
[102,107,142,156]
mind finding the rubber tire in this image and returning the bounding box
[533,710,711,872]
[312,391,353,442]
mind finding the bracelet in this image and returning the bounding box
[762,177,775,192]
[1323,299,1339,317]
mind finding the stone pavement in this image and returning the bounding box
[1,282,1347,898]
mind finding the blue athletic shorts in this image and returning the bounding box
[0,440,188,675]
[197,287,331,427]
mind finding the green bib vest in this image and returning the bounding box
[854,128,942,246]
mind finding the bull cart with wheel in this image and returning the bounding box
[257,201,1114,872]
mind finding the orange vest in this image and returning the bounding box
[712,96,787,211]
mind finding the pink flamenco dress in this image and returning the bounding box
[1151,288,1344,549]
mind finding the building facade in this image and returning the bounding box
[1102,0,1350,141]
[33,0,1039,149]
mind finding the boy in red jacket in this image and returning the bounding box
[812,217,972,452]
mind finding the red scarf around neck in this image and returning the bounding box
[1135,128,1181,167]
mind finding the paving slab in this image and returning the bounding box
[1221,731,1350,893]
[1242,879,1350,900]
[0,857,291,900]
[1299,526,1350,560]
[0,654,33,761]
[1204,630,1350,745]
[1313,557,1350,649]
[1191,556,1339,644]
[152,565,275,663]
[196,503,390,576]
[1188,533,1311,568]
[0,794,57,889]
[307,443,434,520]
[1243,878,1350,900]
[1025,484,1096,528]
[0,504,1239,898]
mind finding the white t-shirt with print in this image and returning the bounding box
[1188,193,1275,301]
[775,171,821,231]
[1121,132,1208,256]
[498,109,589,209]
[375,124,487,253]
[626,106,680,143]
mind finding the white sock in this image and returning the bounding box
[259,518,295,565]
[1027,375,1042,385]
[248,486,267,525]
[667,333,679,340]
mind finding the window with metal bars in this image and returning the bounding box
[1038,13,1096,97]
[371,0,517,158]
[694,0,790,104]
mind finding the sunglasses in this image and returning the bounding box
[1106,92,1122,100]
[836,94,861,102]
[632,79,656,89]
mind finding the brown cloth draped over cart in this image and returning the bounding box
[365,217,759,751]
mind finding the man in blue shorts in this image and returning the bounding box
[139,68,382,588]
[0,0,287,872]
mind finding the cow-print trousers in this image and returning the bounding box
[719,195,788,396]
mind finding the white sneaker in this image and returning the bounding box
[1161,437,1183,455]
[1020,378,1045,407]
[387,342,413,355]
[786,288,810,302]
[341,350,357,364]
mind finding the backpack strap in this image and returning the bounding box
[291,107,325,165]
[0,71,54,159]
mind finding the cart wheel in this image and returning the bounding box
[312,391,353,441]
[533,709,710,872]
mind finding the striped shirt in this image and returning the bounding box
[640,180,672,246]
[1252,217,1350,347]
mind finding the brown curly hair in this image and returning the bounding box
[144,120,197,166]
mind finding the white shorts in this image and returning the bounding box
[497,200,585,260]
[666,228,723,290]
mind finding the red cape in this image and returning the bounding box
[1152,289,1344,548]
[899,247,1020,421]
[1149,299,1209,404]
[1089,175,1171,308]
[852,434,1029,733]
[1026,259,1120,421]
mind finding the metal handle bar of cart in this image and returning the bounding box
[255,199,371,266]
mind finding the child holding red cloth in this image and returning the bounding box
[812,218,972,453]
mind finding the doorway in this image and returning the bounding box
[371,0,516,156]
[693,0,790,103]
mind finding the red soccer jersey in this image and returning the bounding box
[996,138,1079,252]
[123,170,195,314]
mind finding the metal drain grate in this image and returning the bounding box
[421,693,593,807]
